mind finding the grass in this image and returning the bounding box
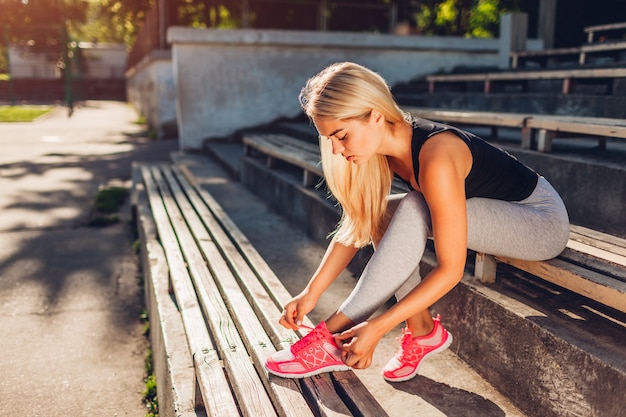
[88,186,129,227]
[0,105,53,122]
[140,311,158,417]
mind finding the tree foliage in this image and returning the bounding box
[0,0,88,50]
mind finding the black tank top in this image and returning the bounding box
[402,118,538,201]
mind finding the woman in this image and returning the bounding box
[264,62,569,381]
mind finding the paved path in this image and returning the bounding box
[0,102,178,417]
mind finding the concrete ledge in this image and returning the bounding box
[167,28,507,150]
[126,50,178,140]
[167,27,499,52]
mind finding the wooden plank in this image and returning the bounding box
[331,372,390,417]
[426,67,626,83]
[559,247,626,284]
[299,374,353,417]
[580,40,626,53]
[140,165,240,416]
[584,21,626,42]
[176,163,390,416]
[474,252,497,283]
[164,166,316,417]
[135,175,199,415]
[243,133,323,176]
[526,115,626,139]
[569,225,626,254]
[407,107,529,128]
[151,165,277,417]
[567,240,626,269]
[510,41,626,68]
[495,255,626,314]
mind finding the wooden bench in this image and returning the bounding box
[474,225,626,315]
[243,132,409,193]
[425,67,626,95]
[404,107,531,142]
[134,162,389,417]
[243,133,323,187]
[510,41,626,68]
[524,114,626,152]
[585,21,626,43]
[240,132,626,316]
[405,107,626,152]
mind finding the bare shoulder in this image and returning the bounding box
[419,131,472,179]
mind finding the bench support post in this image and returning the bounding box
[537,129,555,152]
[521,126,533,149]
[303,170,316,188]
[475,253,497,284]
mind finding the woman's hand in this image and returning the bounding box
[279,291,318,330]
[334,321,385,369]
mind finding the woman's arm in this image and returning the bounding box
[375,131,471,329]
[280,237,359,330]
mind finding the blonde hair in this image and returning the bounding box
[299,62,407,247]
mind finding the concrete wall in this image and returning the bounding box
[167,28,505,150]
[126,50,178,139]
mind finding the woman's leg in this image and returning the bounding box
[326,191,432,334]
[328,177,569,335]
[466,177,569,260]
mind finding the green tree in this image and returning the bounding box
[0,0,88,51]
[413,0,528,38]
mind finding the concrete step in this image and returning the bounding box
[199,135,626,417]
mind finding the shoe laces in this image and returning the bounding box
[291,324,328,354]
[396,328,420,361]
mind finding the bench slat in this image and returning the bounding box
[135,177,200,414]
[406,107,529,128]
[176,163,390,417]
[165,166,317,417]
[570,225,626,254]
[495,255,626,314]
[140,165,241,416]
[525,115,626,139]
[426,67,626,82]
[244,133,323,176]
[151,165,278,417]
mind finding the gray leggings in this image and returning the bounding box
[338,177,570,323]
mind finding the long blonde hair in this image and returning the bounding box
[299,62,407,247]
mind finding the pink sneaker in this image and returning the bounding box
[265,322,350,378]
[382,315,452,382]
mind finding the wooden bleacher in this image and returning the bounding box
[241,132,626,315]
[425,67,626,95]
[404,107,626,152]
[510,41,626,68]
[584,21,626,43]
[511,21,626,69]
[133,162,389,416]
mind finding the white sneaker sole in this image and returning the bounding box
[266,363,351,379]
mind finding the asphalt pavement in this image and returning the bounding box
[0,101,178,417]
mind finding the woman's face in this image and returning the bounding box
[315,112,384,165]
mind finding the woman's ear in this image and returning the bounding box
[370,109,385,126]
